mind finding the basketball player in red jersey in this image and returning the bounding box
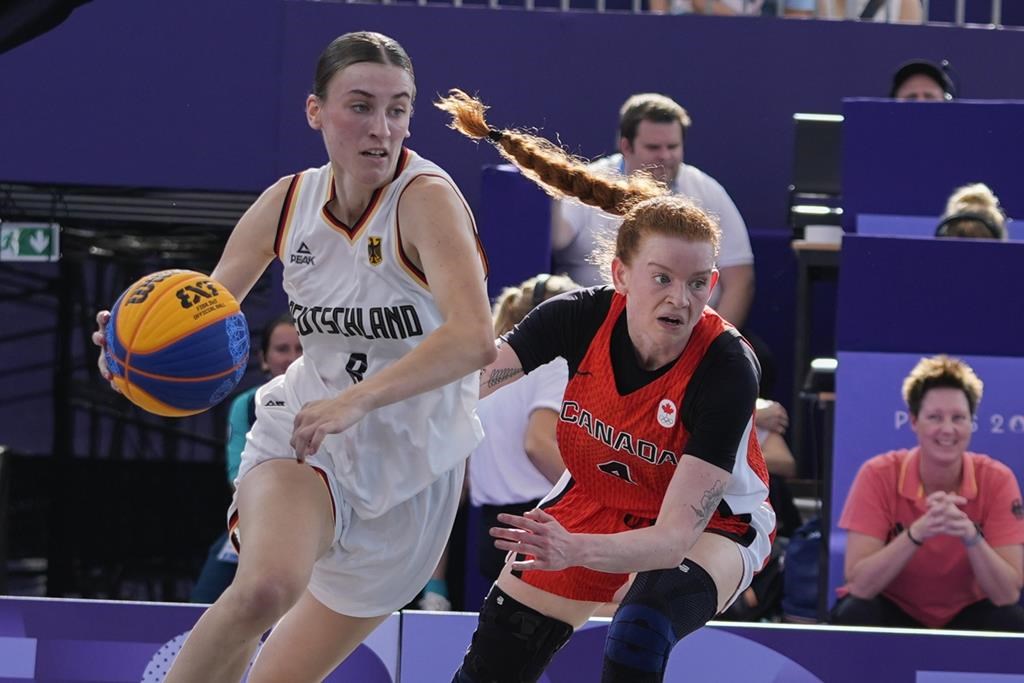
[438,91,775,683]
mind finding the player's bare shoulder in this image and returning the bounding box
[397,174,470,238]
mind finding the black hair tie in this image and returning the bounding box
[936,211,1001,240]
[487,128,504,143]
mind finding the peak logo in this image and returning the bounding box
[290,242,315,265]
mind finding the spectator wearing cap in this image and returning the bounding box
[936,183,1009,241]
[891,59,957,101]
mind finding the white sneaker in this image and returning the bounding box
[417,591,452,612]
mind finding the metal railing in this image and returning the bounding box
[366,0,1009,27]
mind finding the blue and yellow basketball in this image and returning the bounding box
[104,270,250,417]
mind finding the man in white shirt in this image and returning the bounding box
[551,93,755,327]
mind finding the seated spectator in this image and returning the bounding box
[550,93,786,452]
[190,314,301,604]
[651,0,814,15]
[936,183,1009,240]
[469,273,580,583]
[831,355,1024,631]
[890,58,956,101]
[756,397,796,479]
[551,92,755,329]
[649,0,763,14]
[818,0,922,22]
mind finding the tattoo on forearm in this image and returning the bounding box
[482,367,523,389]
[690,480,726,531]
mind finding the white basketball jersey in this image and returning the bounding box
[275,149,485,519]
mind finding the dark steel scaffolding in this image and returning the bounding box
[0,181,274,600]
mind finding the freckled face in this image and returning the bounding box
[613,233,718,358]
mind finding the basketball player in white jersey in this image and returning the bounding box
[93,32,495,682]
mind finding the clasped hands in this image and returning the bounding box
[910,491,981,546]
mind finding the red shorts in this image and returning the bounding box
[513,483,655,603]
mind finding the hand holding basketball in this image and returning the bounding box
[100,269,250,417]
[92,310,120,392]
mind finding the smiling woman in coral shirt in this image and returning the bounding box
[833,355,1024,631]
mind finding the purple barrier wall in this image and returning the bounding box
[477,166,552,299]
[842,100,1024,233]
[0,596,399,682]
[856,214,1024,240]
[836,235,1024,356]
[829,351,1024,607]
[3,596,1023,682]
[402,611,1024,682]
[4,1,1024,231]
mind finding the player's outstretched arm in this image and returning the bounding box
[496,455,730,574]
[210,176,291,303]
[478,341,526,400]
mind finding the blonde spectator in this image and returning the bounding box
[937,183,1009,241]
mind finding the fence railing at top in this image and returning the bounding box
[359,0,1010,27]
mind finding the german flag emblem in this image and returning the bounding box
[368,236,383,266]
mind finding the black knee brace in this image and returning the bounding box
[452,586,574,683]
[602,559,718,683]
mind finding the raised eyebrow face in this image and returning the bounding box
[647,261,713,279]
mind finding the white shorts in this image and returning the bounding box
[721,500,776,610]
[228,375,465,618]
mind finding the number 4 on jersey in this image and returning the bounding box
[597,460,636,484]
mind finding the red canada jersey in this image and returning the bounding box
[557,292,734,517]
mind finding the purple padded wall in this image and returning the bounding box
[842,100,1024,232]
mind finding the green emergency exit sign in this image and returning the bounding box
[0,222,60,262]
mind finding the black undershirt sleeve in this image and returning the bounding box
[681,335,760,472]
[505,288,757,474]
[502,286,612,375]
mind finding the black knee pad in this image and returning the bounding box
[453,586,574,683]
[602,559,718,682]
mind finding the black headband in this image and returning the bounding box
[531,274,550,307]
[487,128,504,143]
[936,212,1002,240]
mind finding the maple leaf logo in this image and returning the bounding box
[657,399,677,428]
